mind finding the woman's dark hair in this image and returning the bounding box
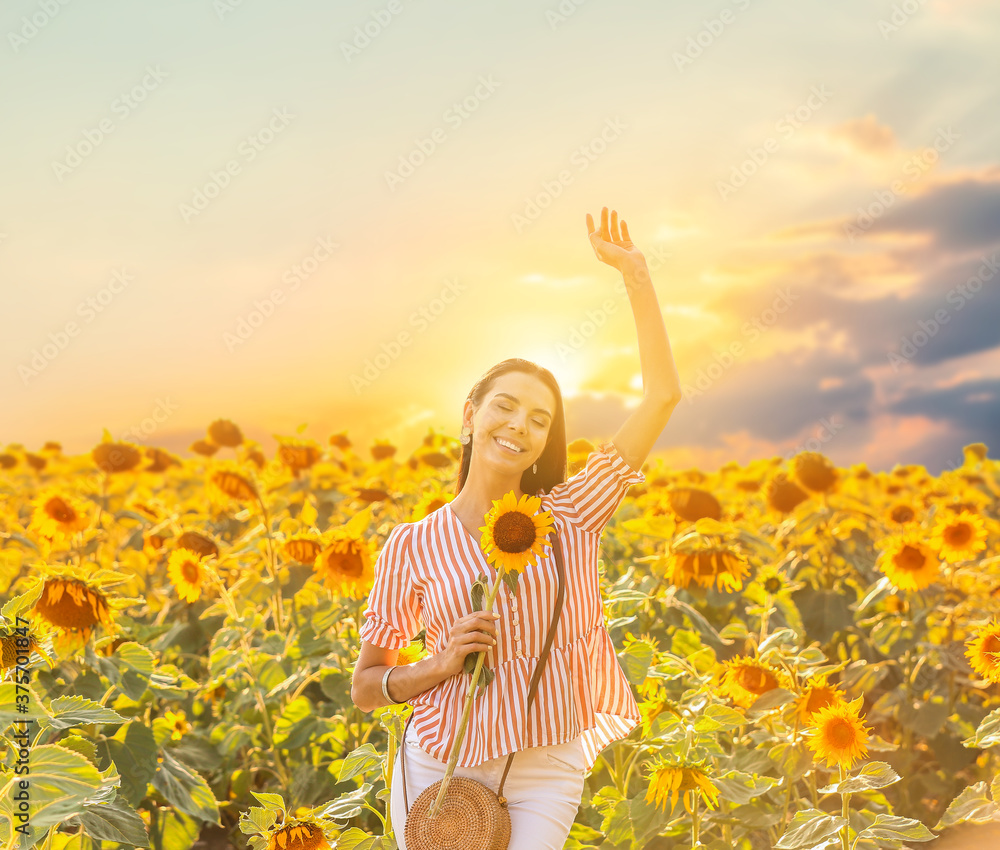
[456,358,567,497]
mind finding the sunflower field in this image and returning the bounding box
[2,422,1000,850]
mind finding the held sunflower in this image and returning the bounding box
[478,492,555,576]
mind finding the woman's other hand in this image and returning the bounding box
[586,206,646,275]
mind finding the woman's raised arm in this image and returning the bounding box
[585,206,681,473]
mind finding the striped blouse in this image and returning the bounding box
[358,438,646,772]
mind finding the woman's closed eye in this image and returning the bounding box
[498,403,546,427]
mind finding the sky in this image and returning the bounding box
[2,0,999,476]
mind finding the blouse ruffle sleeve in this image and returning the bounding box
[358,522,422,650]
[555,439,646,535]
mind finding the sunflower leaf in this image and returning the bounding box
[774,809,847,849]
[855,814,935,843]
[965,706,1000,748]
[470,576,488,612]
[463,652,480,675]
[503,570,520,595]
[818,761,900,793]
[934,781,998,830]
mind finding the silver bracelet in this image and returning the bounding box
[381,666,402,705]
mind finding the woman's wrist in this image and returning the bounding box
[380,652,448,706]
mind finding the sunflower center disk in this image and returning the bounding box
[946,524,971,545]
[47,499,76,523]
[493,512,538,554]
[827,718,857,749]
[896,545,926,572]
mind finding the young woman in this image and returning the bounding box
[351,207,681,849]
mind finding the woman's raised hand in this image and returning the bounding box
[436,610,500,679]
[586,206,646,275]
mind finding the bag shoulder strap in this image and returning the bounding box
[495,531,566,799]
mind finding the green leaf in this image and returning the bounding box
[336,828,390,850]
[617,638,655,685]
[0,581,44,621]
[46,695,126,730]
[965,706,1000,748]
[0,683,52,725]
[65,797,151,847]
[239,806,278,835]
[747,687,795,713]
[151,749,220,823]
[934,782,999,830]
[769,742,813,781]
[775,809,847,849]
[818,761,900,794]
[0,744,111,844]
[249,791,286,813]
[758,628,798,654]
[856,814,935,843]
[317,784,374,821]
[714,770,782,805]
[338,743,383,783]
[113,642,158,700]
[273,696,321,748]
[694,704,745,733]
[792,588,854,644]
[470,576,487,612]
[98,721,158,808]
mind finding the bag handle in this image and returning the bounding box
[400,528,567,813]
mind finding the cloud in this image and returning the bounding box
[828,114,897,156]
[864,170,1000,252]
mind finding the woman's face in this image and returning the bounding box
[467,371,557,474]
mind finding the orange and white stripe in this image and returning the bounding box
[359,439,646,771]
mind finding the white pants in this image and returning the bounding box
[390,720,587,850]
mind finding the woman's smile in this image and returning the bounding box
[493,435,527,455]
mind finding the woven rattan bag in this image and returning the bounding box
[398,532,568,850]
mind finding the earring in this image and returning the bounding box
[460,426,472,445]
[532,461,537,474]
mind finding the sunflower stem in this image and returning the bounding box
[256,495,283,633]
[839,763,850,850]
[691,791,700,848]
[428,565,505,819]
